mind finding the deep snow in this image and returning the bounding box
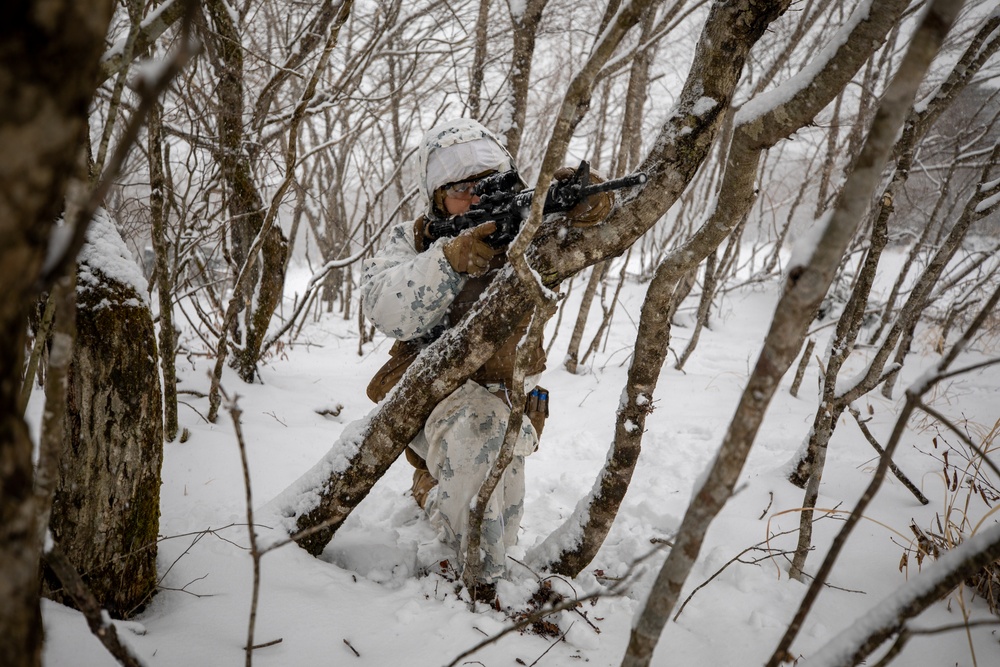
[35,252,1000,666]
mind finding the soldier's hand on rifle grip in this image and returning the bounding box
[525,386,549,439]
[443,222,497,276]
[553,167,613,227]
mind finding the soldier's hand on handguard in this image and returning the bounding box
[553,167,613,227]
[525,386,549,439]
[443,221,497,276]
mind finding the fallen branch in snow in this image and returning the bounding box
[342,639,360,657]
[801,522,1000,667]
[847,406,929,505]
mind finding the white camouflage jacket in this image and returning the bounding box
[361,118,518,342]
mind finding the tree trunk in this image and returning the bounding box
[149,100,178,441]
[564,262,608,374]
[674,250,718,370]
[533,0,909,579]
[622,2,952,661]
[205,0,289,383]
[45,213,163,618]
[502,0,549,161]
[0,2,115,665]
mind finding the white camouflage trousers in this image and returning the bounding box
[409,380,538,584]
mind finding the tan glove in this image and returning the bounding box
[525,386,549,439]
[443,222,497,276]
[553,167,613,227]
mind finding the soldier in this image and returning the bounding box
[360,118,609,601]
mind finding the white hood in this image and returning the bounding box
[417,118,517,218]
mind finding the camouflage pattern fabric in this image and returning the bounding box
[360,118,540,586]
[409,380,538,584]
[360,220,462,341]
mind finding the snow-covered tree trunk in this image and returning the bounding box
[621,1,959,663]
[532,0,909,579]
[44,213,163,619]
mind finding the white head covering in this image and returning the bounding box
[417,118,518,218]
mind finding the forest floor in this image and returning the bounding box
[36,249,1000,666]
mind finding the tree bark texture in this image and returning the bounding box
[149,101,179,442]
[534,0,909,579]
[280,0,781,556]
[0,2,114,665]
[45,221,164,618]
[622,1,955,663]
[205,0,289,384]
[502,0,549,161]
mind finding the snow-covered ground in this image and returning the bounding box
[36,252,1000,666]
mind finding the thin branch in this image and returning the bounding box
[848,406,929,505]
[43,548,147,667]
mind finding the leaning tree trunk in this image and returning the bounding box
[278,0,784,558]
[623,4,959,662]
[532,0,910,579]
[44,212,163,619]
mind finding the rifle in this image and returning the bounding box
[425,160,647,249]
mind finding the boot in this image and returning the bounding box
[411,468,437,510]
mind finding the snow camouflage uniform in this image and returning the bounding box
[360,119,544,586]
[361,119,611,584]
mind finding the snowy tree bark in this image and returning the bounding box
[622,1,959,664]
[0,2,114,665]
[532,0,909,579]
[44,216,164,618]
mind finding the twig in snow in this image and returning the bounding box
[223,389,262,667]
[527,622,573,667]
[759,491,774,520]
[848,406,930,504]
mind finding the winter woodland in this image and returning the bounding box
[2,0,1000,666]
